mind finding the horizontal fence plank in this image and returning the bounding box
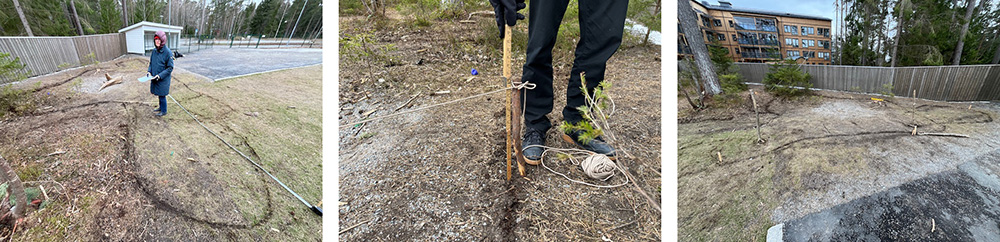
[735,63,1000,101]
[0,34,124,84]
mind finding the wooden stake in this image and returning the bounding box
[504,25,513,181]
[750,90,763,143]
[512,80,526,177]
[717,151,723,163]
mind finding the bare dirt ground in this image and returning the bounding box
[0,56,322,241]
[339,13,661,241]
[678,85,1000,240]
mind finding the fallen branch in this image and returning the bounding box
[339,219,375,234]
[393,94,420,112]
[918,132,969,138]
[466,10,493,20]
[99,73,122,91]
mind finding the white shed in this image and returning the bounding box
[118,21,183,56]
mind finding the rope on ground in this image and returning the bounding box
[527,145,629,189]
[167,94,322,216]
[340,83,536,128]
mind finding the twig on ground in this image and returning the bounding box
[918,132,969,138]
[339,219,375,234]
[609,220,637,231]
[393,94,420,112]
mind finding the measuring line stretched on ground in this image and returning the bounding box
[339,82,535,128]
[168,94,323,216]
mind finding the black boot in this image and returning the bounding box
[561,130,616,159]
[522,128,545,165]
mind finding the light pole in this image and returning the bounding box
[286,0,308,48]
[275,0,290,39]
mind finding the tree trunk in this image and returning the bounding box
[70,0,85,35]
[952,0,977,65]
[199,0,207,36]
[120,0,130,28]
[12,0,33,36]
[678,0,721,95]
[0,155,27,220]
[890,0,904,67]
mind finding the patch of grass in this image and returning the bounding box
[17,163,43,182]
[359,132,377,139]
[414,16,432,28]
[1,84,37,118]
[678,129,758,175]
[679,128,776,241]
[340,28,400,69]
[778,146,867,189]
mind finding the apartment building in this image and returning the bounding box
[679,0,833,65]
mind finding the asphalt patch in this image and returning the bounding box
[776,150,1000,241]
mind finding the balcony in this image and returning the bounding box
[679,44,692,55]
[737,38,780,46]
[741,52,781,59]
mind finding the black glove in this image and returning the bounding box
[490,0,526,38]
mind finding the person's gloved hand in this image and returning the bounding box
[489,0,526,38]
[153,75,160,81]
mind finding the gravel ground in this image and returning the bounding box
[174,48,322,80]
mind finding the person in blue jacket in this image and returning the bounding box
[147,30,173,117]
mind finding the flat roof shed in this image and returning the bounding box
[118,21,183,56]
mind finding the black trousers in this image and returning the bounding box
[520,0,628,132]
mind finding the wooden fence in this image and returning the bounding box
[736,63,1000,101]
[0,33,125,83]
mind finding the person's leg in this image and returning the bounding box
[158,96,167,114]
[521,0,570,133]
[559,0,628,157]
[561,0,628,125]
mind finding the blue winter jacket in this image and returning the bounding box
[148,46,173,96]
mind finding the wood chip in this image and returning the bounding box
[432,90,451,96]
[187,158,197,162]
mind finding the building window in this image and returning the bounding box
[702,15,712,27]
[818,28,830,37]
[784,25,798,35]
[785,38,798,47]
[819,52,831,60]
[729,20,734,28]
[802,39,814,48]
[820,40,830,49]
[733,16,756,30]
[714,19,722,27]
[717,33,726,41]
[732,34,737,41]
[800,26,815,35]
[787,50,800,58]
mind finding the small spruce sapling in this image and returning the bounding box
[560,73,614,145]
